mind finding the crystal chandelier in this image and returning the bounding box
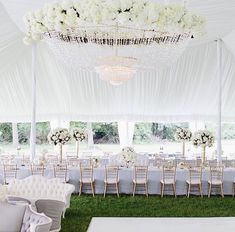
[23,0,205,85]
[95,55,137,85]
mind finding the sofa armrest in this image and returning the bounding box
[22,205,52,232]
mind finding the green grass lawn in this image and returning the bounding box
[61,195,235,232]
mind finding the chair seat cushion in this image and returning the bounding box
[80,179,94,183]
[105,179,119,184]
[0,202,26,232]
[161,180,175,184]
[208,180,223,185]
[133,179,147,184]
[186,180,201,185]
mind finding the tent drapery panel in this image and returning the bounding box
[1,42,235,123]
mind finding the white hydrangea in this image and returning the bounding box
[48,128,71,146]
[192,130,215,148]
[175,128,192,142]
[119,146,136,168]
[73,129,86,142]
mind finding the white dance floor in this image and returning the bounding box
[87,217,235,232]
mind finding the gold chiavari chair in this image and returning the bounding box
[3,164,18,184]
[208,166,224,198]
[133,166,148,197]
[160,165,176,198]
[30,164,45,176]
[53,164,69,183]
[104,165,119,197]
[186,166,203,198]
[79,165,95,197]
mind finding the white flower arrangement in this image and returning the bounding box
[23,0,205,44]
[175,127,192,142]
[192,130,215,148]
[119,146,136,168]
[48,128,71,146]
[73,129,86,142]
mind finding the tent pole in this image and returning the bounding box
[217,39,222,164]
[30,43,37,162]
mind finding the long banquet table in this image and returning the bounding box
[1,166,235,195]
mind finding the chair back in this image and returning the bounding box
[30,164,45,176]
[53,164,68,183]
[80,165,93,182]
[35,199,65,231]
[3,164,17,184]
[134,166,148,182]
[105,165,119,182]
[188,166,202,183]
[208,159,218,167]
[162,165,176,182]
[67,157,80,167]
[210,166,223,182]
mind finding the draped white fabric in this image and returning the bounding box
[1,1,235,122]
[118,122,135,147]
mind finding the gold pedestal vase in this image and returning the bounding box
[76,141,79,158]
[182,141,185,158]
[202,145,206,165]
[59,144,63,164]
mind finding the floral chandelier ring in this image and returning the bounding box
[23,0,206,85]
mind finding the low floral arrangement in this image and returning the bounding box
[73,129,86,142]
[92,157,100,168]
[178,161,185,169]
[192,130,215,148]
[23,0,205,44]
[48,128,71,145]
[119,146,136,168]
[175,127,192,142]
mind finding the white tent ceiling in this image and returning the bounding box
[0,0,235,123]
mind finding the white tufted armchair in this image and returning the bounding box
[6,175,75,216]
[0,202,52,232]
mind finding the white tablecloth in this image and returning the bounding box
[1,167,235,195]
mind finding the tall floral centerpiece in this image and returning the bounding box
[175,128,192,158]
[73,129,86,158]
[119,147,136,168]
[48,128,71,163]
[192,130,215,165]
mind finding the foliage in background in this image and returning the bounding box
[0,122,235,146]
[133,122,188,144]
[70,121,87,131]
[0,123,12,143]
[92,122,119,144]
[206,123,235,140]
